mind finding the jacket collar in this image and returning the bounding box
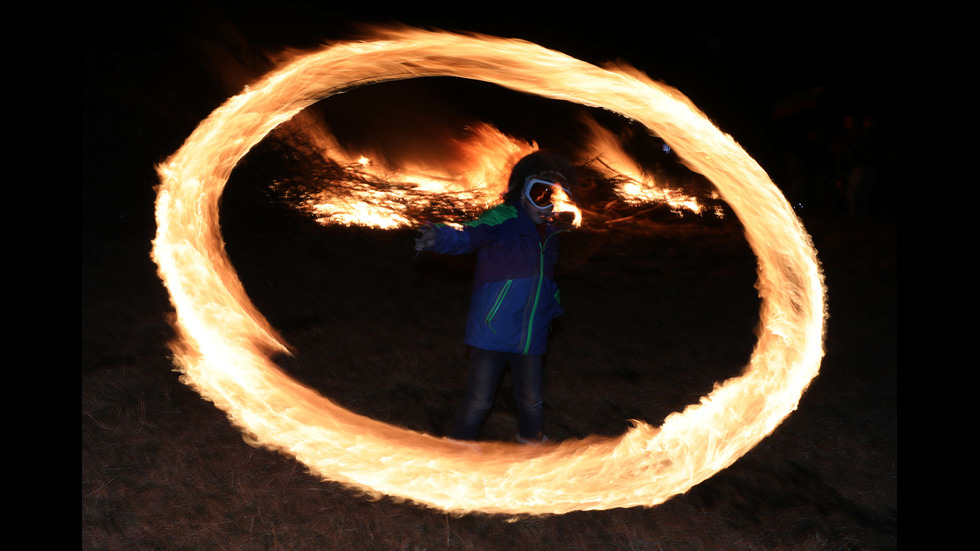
[514,202,559,241]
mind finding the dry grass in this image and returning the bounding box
[83,10,897,547]
[82,180,896,549]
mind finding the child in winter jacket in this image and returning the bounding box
[414,150,577,444]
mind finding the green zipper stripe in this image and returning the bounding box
[523,242,546,354]
[485,279,513,332]
[522,230,568,354]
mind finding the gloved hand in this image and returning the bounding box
[414,225,436,252]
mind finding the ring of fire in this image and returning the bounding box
[152,28,826,515]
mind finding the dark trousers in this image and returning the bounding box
[451,348,544,441]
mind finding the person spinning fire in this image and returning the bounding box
[414,150,576,445]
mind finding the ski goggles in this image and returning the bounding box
[523,176,566,209]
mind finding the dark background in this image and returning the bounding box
[83,3,897,549]
[84,1,898,235]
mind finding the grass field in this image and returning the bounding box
[83,185,896,549]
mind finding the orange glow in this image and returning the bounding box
[152,27,826,515]
[268,79,711,229]
[579,114,713,217]
[293,121,541,228]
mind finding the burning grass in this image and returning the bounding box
[82,180,896,548]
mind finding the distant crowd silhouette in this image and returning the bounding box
[781,111,891,221]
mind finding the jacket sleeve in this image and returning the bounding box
[428,205,517,255]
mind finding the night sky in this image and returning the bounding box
[84,1,895,197]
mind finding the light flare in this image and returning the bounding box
[152,27,826,515]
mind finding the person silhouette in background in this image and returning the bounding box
[834,114,881,219]
[414,150,576,444]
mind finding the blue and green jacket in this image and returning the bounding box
[428,203,564,355]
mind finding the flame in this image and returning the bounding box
[294,121,540,228]
[268,77,709,228]
[549,185,582,227]
[580,114,708,216]
[152,27,826,515]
